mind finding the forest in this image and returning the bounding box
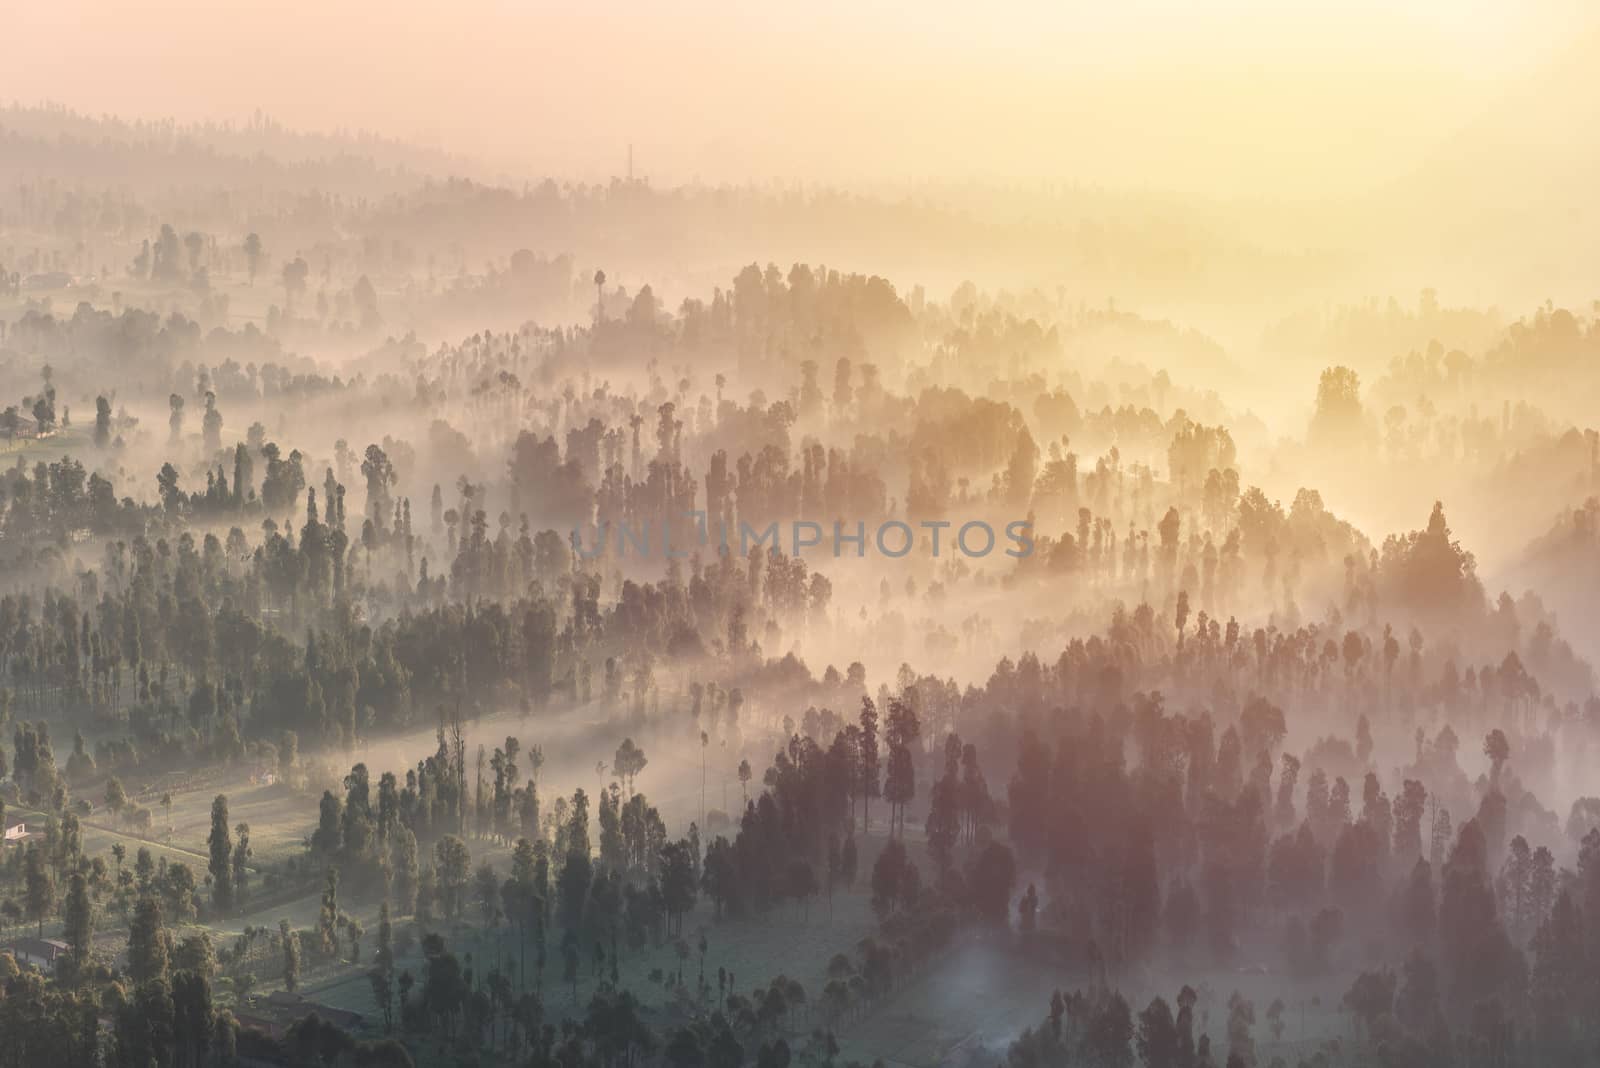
[5,7,1600,1068]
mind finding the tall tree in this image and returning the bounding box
[94,396,112,448]
[128,897,169,984]
[883,696,921,837]
[372,899,396,1032]
[281,919,301,992]
[61,870,94,981]
[208,795,233,913]
[394,825,420,915]
[926,734,962,875]
[23,843,53,937]
[232,823,252,906]
[1136,996,1179,1068]
[857,698,880,832]
[318,867,341,956]
[435,836,472,921]
[243,232,263,283]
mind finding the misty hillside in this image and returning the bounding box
[0,103,481,196]
[2,11,1600,1068]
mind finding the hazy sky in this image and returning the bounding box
[15,0,1596,196]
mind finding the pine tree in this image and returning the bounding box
[858,698,880,831]
[318,867,340,956]
[435,835,471,920]
[128,897,169,984]
[232,823,252,905]
[281,919,301,992]
[1137,996,1179,1068]
[882,696,920,836]
[62,870,94,981]
[926,735,962,875]
[394,825,420,915]
[208,795,233,913]
[23,843,54,937]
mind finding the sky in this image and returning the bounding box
[13,0,1597,197]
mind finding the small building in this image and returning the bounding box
[302,1004,364,1031]
[9,937,69,972]
[237,992,365,1036]
[2,414,37,440]
[232,1009,287,1039]
[2,818,27,843]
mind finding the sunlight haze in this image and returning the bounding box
[13,1,1597,195]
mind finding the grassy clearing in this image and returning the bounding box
[0,423,90,453]
[48,774,305,876]
[9,800,218,873]
[140,778,313,867]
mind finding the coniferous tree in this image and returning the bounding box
[23,843,54,937]
[61,871,93,982]
[281,919,301,992]
[318,867,341,956]
[128,897,169,984]
[232,823,252,906]
[207,795,233,913]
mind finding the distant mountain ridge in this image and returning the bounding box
[0,102,486,195]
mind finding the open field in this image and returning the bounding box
[0,424,91,459]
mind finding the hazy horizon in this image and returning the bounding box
[14,1,1600,197]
